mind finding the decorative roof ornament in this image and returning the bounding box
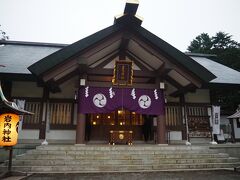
[0,81,33,115]
[114,0,143,26]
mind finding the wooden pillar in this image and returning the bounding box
[39,87,49,139]
[76,113,86,144]
[157,115,166,144]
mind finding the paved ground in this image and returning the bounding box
[21,170,240,180]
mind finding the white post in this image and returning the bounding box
[209,106,217,145]
[184,105,191,145]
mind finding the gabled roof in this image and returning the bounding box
[0,41,62,74]
[28,24,124,76]
[132,26,216,82]
[27,17,215,83]
[190,55,240,85]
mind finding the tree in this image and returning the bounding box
[188,33,213,54]
[212,32,239,49]
[0,25,9,41]
[188,31,240,71]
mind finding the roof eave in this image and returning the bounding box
[28,24,124,77]
[133,26,216,83]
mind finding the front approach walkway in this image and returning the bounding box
[21,170,240,180]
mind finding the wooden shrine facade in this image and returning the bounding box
[0,1,220,144]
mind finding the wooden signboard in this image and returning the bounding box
[112,61,133,86]
[188,116,211,138]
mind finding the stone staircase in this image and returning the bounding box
[1,145,240,173]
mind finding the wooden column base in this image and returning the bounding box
[157,115,166,144]
[76,113,86,144]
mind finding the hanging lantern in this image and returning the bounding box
[0,113,20,147]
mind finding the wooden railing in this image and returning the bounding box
[165,104,212,135]
[21,99,75,129]
[49,102,73,125]
[23,101,41,128]
[165,104,183,130]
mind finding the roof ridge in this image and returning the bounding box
[0,40,68,48]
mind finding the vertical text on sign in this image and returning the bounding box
[0,113,20,146]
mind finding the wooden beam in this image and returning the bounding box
[155,63,171,78]
[127,50,155,70]
[56,70,79,85]
[87,68,113,76]
[126,52,152,72]
[81,33,122,58]
[165,76,184,90]
[43,59,77,82]
[130,36,203,88]
[87,68,155,78]
[170,84,197,97]
[88,51,117,68]
[87,75,151,84]
[45,80,61,93]
[86,81,158,89]
[78,64,89,75]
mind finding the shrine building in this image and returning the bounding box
[1,1,240,145]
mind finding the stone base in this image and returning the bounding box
[74,144,86,146]
[157,144,168,146]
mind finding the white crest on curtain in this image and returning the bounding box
[85,86,89,97]
[109,87,115,99]
[131,88,136,99]
[154,89,158,100]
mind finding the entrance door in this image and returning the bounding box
[86,109,147,141]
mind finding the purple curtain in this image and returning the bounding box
[78,86,165,115]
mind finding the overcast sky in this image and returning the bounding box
[1,0,240,51]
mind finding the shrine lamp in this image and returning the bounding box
[0,113,20,146]
[0,81,33,147]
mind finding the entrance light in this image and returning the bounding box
[0,113,20,146]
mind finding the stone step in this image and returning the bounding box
[36,145,213,151]
[1,145,238,173]
[16,153,230,160]
[26,149,220,155]
[9,157,239,166]
[1,162,240,173]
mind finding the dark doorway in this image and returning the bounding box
[85,109,154,142]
